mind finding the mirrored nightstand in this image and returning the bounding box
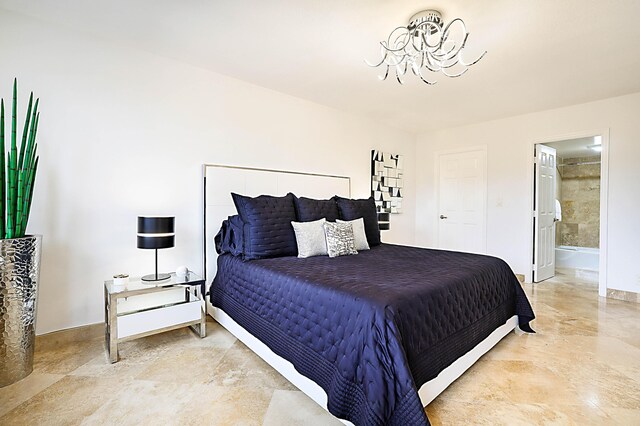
[104,272,206,363]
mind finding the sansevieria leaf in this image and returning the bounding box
[7,79,18,239]
[1,79,40,239]
[0,99,5,237]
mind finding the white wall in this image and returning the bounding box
[415,92,640,294]
[0,10,416,334]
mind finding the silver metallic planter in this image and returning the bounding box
[0,235,42,387]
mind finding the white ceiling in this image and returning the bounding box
[2,0,640,133]
[545,137,601,158]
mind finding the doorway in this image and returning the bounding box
[532,134,607,294]
[436,147,487,254]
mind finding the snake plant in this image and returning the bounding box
[0,79,39,239]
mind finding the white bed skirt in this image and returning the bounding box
[209,307,518,424]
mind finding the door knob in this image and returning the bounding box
[440,215,448,219]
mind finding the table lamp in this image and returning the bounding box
[137,216,175,281]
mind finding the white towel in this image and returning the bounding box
[554,199,562,222]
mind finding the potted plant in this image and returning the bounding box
[0,79,42,387]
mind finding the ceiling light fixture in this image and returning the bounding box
[588,135,603,151]
[366,9,486,85]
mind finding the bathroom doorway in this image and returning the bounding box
[531,134,607,293]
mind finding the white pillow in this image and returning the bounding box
[336,218,370,251]
[291,218,328,258]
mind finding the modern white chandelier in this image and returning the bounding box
[366,9,486,85]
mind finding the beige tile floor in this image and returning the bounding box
[1,268,639,425]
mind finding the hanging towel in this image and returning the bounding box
[554,199,562,222]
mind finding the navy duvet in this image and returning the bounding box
[211,244,535,425]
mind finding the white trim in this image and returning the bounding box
[434,145,488,253]
[598,130,610,297]
[208,306,516,422]
[527,130,609,296]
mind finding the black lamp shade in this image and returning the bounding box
[137,235,175,249]
[137,216,175,249]
[137,216,174,234]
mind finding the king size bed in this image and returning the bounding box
[203,164,535,426]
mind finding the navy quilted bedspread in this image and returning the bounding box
[210,244,535,426]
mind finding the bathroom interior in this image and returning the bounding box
[544,136,602,281]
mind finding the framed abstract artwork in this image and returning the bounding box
[371,150,403,223]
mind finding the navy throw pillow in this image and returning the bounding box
[214,215,244,257]
[335,196,381,246]
[231,192,297,260]
[293,195,340,222]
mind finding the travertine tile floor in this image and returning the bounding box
[1,268,639,425]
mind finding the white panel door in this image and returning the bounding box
[437,149,487,253]
[533,145,557,282]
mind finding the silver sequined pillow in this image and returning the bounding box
[336,218,370,251]
[291,218,328,258]
[323,221,358,258]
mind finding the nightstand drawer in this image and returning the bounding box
[117,299,202,339]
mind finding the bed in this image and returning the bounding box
[202,164,535,426]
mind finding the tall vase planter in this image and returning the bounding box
[0,234,42,387]
[0,79,42,388]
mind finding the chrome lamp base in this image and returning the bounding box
[141,272,171,282]
[141,248,171,282]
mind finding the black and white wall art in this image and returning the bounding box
[371,150,403,216]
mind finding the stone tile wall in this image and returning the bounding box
[556,155,600,248]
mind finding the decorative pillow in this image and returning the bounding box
[214,215,244,256]
[291,218,328,258]
[293,195,340,222]
[214,220,229,255]
[336,218,370,251]
[323,221,358,258]
[231,192,297,260]
[335,196,381,246]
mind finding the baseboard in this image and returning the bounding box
[607,288,640,304]
[35,322,103,343]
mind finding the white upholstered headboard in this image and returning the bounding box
[202,164,351,285]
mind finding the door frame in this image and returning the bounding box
[434,145,488,253]
[527,129,609,297]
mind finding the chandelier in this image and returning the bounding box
[366,9,486,85]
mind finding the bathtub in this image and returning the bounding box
[555,245,599,271]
